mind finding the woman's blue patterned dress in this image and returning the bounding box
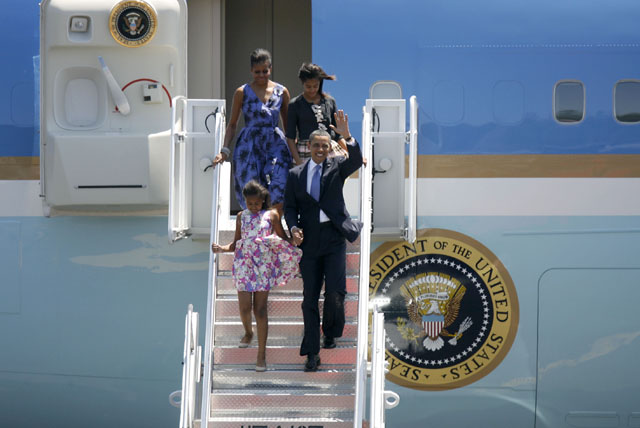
[233,83,292,208]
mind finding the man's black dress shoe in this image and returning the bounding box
[304,354,321,372]
[322,336,336,349]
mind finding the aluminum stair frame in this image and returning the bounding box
[198,110,225,428]
[176,98,404,427]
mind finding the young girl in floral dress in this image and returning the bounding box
[211,180,301,371]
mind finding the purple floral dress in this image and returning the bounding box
[233,209,302,292]
[232,83,292,208]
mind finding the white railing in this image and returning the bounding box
[169,98,231,241]
[198,109,225,426]
[369,303,400,428]
[354,106,374,428]
[178,304,201,428]
[354,102,401,428]
[406,95,418,244]
[169,96,188,242]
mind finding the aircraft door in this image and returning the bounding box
[40,0,187,209]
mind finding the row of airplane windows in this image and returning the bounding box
[555,80,640,124]
[431,80,640,125]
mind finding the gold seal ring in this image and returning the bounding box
[109,0,157,48]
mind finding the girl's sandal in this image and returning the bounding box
[238,333,253,348]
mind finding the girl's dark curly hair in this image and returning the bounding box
[242,180,271,210]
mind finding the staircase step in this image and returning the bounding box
[210,389,355,412]
[214,321,357,344]
[213,345,356,366]
[215,275,360,295]
[197,415,354,428]
[214,295,359,321]
[211,367,356,390]
[214,336,356,348]
[215,252,361,276]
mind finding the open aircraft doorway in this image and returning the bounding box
[223,0,311,213]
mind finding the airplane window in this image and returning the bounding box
[554,81,584,123]
[614,81,640,123]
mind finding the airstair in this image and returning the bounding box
[201,233,361,428]
[170,93,416,428]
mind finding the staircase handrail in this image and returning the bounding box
[198,108,226,426]
[179,304,201,428]
[354,105,374,428]
[369,302,400,427]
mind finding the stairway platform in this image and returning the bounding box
[197,413,354,428]
[210,389,355,412]
[213,337,356,348]
[213,345,356,366]
[214,320,358,343]
[211,366,356,390]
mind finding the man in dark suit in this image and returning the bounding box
[284,110,363,372]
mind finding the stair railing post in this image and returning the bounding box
[179,304,199,428]
[369,304,385,428]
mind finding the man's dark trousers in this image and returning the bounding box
[299,222,346,356]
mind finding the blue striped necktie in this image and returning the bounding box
[310,164,321,201]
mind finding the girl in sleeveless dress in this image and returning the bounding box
[213,48,295,213]
[211,180,302,371]
[286,63,349,165]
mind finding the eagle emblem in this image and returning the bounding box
[401,273,473,351]
[123,12,145,36]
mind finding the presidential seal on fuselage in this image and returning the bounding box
[369,228,519,390]
[109,0,157,47]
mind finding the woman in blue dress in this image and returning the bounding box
[213,49,294,212]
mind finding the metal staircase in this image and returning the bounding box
[171,97,405,428]
[197,233,362,428]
